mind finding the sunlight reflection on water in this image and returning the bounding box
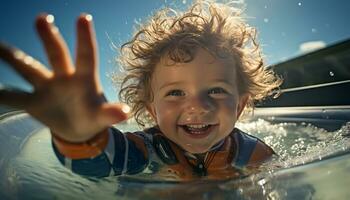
[1,114,350,199]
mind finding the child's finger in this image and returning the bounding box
[97,103,130,126]
[36,14,74,76]
[75,14,98,77]
[0,43,52,88]
[0,88,33,109]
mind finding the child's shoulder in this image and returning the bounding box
[232,129,274,167]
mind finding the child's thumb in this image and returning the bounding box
[98,103,131,126]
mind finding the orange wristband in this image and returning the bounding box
[52,129,109,159]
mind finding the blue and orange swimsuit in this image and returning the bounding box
[52,127,274,181]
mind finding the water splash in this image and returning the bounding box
[237,119,350,168]
[1,118,350,199]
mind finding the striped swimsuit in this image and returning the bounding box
[52,127,266,179]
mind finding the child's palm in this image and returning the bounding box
[0,14,128,142]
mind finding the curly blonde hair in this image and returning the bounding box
[117,1,282,127]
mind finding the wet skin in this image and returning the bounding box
[148,49,248,154]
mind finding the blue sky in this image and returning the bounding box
[1,0,350,102]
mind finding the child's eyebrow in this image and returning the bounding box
[158,79,234,91]
[206,79,236,87]
[211,79,235,86]
[158,81,185,91]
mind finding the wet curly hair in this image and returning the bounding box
[116,1,282,127]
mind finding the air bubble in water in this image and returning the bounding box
[264,18,269,23]
[329,71,334,76]
[298,2,302,6]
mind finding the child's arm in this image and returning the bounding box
[52,128,149,177]
[0,14,139,176]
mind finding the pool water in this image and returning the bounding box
[0,113,349,199]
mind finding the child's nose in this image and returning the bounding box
[186,95,215,115]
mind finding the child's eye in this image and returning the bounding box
[166,90,185,97]
[208,87,228,95]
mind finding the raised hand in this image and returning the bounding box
[0,14,129,142]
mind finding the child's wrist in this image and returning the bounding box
[51,129,109,159]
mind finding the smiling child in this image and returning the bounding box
[0,1,281,181]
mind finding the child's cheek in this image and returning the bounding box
[216,97,240,119]
[218,96,238,110]
[155,100,183,123]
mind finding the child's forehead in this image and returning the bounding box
[151,48,238,87]
[157,48,236,68]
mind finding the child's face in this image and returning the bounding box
[147,48,248,154]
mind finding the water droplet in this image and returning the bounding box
[329,71,334,76]
[258,178,266,185]
[264,18,269,23]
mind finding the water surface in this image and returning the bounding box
[0,113,349,199]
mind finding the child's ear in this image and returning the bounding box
[236,94,249,119]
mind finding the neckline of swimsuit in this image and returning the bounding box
[183,138,227,176]
[183,138,225,160]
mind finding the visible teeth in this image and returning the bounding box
[182,124,211,135]
[186,124,208,129]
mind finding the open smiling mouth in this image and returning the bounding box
[180,124,216,137]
